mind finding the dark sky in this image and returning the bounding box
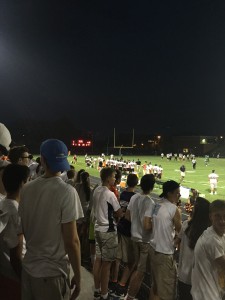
[1,0,225,138]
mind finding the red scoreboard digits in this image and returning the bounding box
[71,139,91,147]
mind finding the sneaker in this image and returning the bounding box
[124,296,138,300]
[210,192,213,195]
[112,284,127,299]
[94,290,101,300]
[215,191,217,195]
[100,295,110,300]
[108,281,117,294]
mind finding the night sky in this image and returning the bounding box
[1,0,225,140]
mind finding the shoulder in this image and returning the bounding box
[0,199,18,216]
[127,193,140,207]
[164,200,177,216]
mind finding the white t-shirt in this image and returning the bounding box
[0,198,20,280]
[0,193,5,202]
[60,171,68,182]
[178,220,193,285]
[191,226,225,300]
[150,198,177,254]
[19,176,83,278]
[93,185,120,232]
[0,159,10,198]
[127,193,155,243]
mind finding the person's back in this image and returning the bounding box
[66,169,76,187]
[192,227,224,300]
[0,197,20,280]
[93,185,119,232]
[149,180,181,300]
[92,167,122,300]
[151,198,177,254]
[129,193,155,243]
[177,197,210,300]
[0,163,30,300]
[75,182,90,219]
[191,200,225,300]
[19,139,83,300]
[119,190,135,208]
[117,173,138,237]
[20,176,80,276]
[124,174,155,300]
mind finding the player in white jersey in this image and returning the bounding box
[208,170,219,195]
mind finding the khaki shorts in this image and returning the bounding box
[116,233,133,264]
[95,231,118,261]
[132,241,150,273]
[21,269,70,300]
[149,246,177,300]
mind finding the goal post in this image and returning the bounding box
[113,128,135,156]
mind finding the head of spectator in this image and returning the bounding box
[67,168,75,179]
[160,180,180,204]
[0,123,11,157]
[191,188,199,198]
[40,139,70,175]
[0,123,12,198]
[8,146,32,166]
[100,167,116,187]
[209,200,225,237]
[185,197,211,249]
[140,174,155,194]
[126,173,138,188]
[80,171,91,202]
[2,164,30,199]
[76,168,85,183]
[114,169,122,185]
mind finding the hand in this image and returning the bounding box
[70,276,81,300]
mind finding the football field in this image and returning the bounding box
[69,155,225,201]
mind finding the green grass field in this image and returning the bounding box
[68,155,225,201]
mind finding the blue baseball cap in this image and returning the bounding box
[40,139,70,173]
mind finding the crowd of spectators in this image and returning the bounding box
[0,123,225,300]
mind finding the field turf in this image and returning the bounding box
[68,155,225,201]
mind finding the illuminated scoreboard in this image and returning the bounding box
[71,139,91,147]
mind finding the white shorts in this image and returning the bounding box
[210,183,217,189]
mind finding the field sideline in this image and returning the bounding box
[67,155,225,201]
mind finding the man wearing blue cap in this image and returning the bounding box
[19,139,83,300]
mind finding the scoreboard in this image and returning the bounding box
[71,139,91,147]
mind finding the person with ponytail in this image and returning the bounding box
[177,197,211,300]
